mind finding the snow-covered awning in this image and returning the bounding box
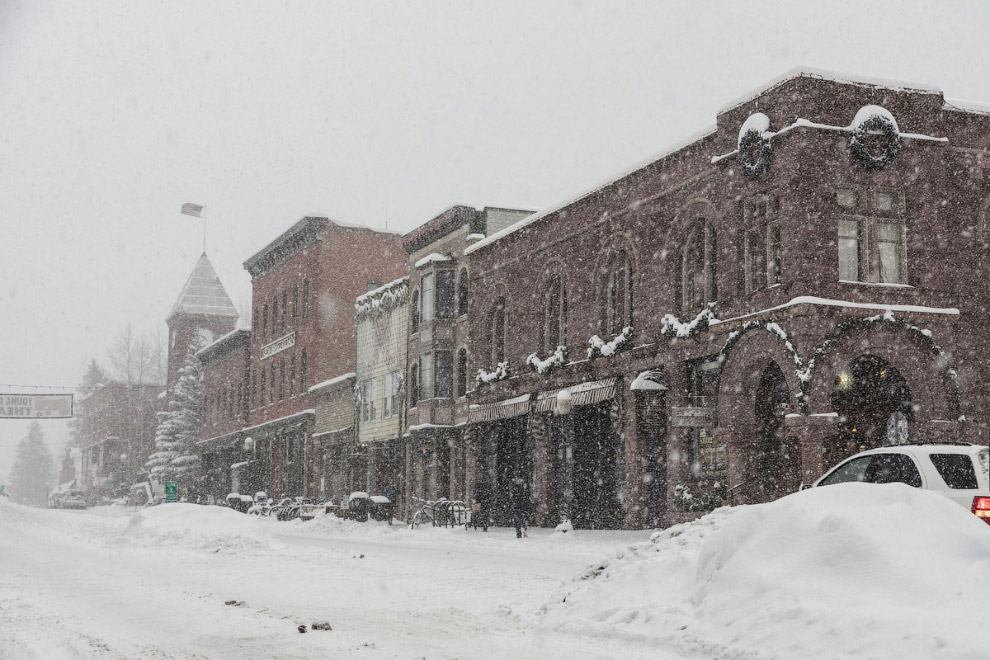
[532,378,618,414]
[468,394,531,423]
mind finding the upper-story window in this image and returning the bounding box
[544,273,567,351]
[383,371,401,417]
[253,308,258,342]
[409,364,419,406]
[837,187,907,284]
[601,249,632,336]
[456,348,468,398]
[421,273,434,324]
[491,296,508,364]
[741,196,780,295]
[683,222,717,314]
[411,290,421,332]
[457,268,469,316]
[262,303,269,342]
[302,279,310,320]
[281,291,288,332]
[292,286,298,324]
[436,270,455,319]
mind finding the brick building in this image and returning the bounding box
[465,70,990,529]
[196,329,250,501]
[79,382,161,500]
[401,206,532,514]
[197,216,406,500]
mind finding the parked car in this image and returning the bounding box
[50,489,87,510]
[808,443,990,524]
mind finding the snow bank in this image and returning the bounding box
[119,504,280,553]
[540,484,990,660]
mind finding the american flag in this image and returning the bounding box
[180,202,204,218]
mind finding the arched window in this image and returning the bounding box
[411,290,420,332]
[682,223,717,315]
[491,297,507,364]
[409,364,419,406]
[600,248,632,336]
[544,273,567,351]
[457,268,469,316]
[456,348,468,397]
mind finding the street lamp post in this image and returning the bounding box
[555,390,574,527]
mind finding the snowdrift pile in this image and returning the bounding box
[119,503,279,553]
[540,484,990,660]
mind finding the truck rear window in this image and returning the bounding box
[929,454,978,489]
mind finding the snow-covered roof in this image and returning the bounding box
[195,328,250,361]
[308,373,356,394]
[414,252,454,268]
[718,67,943,115]
[167,253,238,320]
[465,126,716,256]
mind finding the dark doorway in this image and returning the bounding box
[482,416,530,525]
[754,362,799,502]
[829,355,912,466]
[571,401,622,529]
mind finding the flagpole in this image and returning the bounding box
[202,206,207,253]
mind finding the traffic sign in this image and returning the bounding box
[165,481,178,503]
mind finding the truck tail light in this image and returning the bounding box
[971,497,990,524]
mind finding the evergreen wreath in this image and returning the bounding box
[849,114,900,170]
[737,128,773,179]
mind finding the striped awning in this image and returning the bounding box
[468,394,531,423]
[532,378,619,414]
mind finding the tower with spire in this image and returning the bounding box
[165,253,239,394]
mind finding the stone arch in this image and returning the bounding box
[806,321,957,425]
[716,325,803,428]
[716,326,803,503]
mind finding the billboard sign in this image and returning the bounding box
[0,393,74,419]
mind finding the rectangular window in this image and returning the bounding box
[360,381,370,422]
[279,358,286,401]
[696,427,727,478]
[300,349,308,391]
[420,352,434,399]
[838,219,861,282]
[435,350,453,399]
[253,308,258,341]
[837,189,860,209]
[272,295,279,333]
[261,369,267,406]
[767,223,781,286]
[251,369,257,409]
[293,286,299,324]
[282,291,288,332]
[745,230,763,293]
[436,270,455,319]
[262,304,268,341]
[370,378,377,420]
[391,371,401,415]
[421,272,435,323]
[270,363,276,403]
[289,354,296,397]
[302,279,310,320]
[878,221,905,284]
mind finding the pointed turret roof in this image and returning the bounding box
[167,253,239,321]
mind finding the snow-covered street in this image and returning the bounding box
[0,500,660,660]
[4,485,990,660]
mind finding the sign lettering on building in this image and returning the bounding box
[671,406,716,428]
[0,393,74,419]
[261,332,296,360]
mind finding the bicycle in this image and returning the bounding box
[409,497,436,528]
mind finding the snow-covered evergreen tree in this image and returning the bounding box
[146,337,205,485]
[8,422,54,506]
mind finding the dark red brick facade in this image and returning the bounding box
[466,72,990,529]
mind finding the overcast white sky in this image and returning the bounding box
[2,0,989,478]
